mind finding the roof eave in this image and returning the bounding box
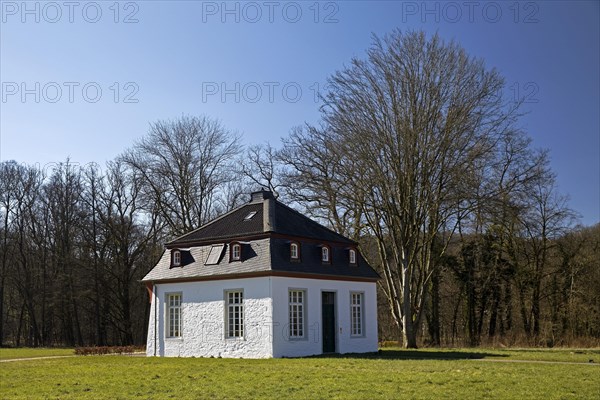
[142,270,380,284]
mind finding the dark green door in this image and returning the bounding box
[322,292,336,353]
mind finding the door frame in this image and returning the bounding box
[321,290,337,353]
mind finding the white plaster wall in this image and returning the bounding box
[270,277,378,358]
[146,277,273,358]
[146,285,158,357]
[145,276,378,358]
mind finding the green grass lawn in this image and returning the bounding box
[1,348,598,399]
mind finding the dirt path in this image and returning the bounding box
[0,352,145,363]
[0,355,77,363]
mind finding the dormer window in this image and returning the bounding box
[290,242,300,261]
[230,243,241,261]
[321,245,330,264]
[205,244,225,265]
[172,249,181,267]
[349,249,357,266]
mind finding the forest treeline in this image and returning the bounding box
[1,31,598,348]
[1,155,597,348]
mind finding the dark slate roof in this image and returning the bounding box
[143,190,380,282]
[168,202,264,245]
[168,190,353,247]
[271,201,353,244]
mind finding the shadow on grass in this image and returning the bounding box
[308,349,508,361]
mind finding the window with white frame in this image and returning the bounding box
[231,243,241,261]
[322,246,330,263]
[226,290,244,338]
[290,242,299,260]
[166,293,182,338]
[349,249,357,265]
[350,292,364,336]
[288,289,305,338]
[172,250,181,267]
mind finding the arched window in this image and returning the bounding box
[290,242,300,260]
[349,249,357,265]
[321,245,330,263]
[172,249,181,267]
[230,243,241,261]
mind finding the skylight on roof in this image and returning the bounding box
[244,211,257,221]
[205,244,225,265]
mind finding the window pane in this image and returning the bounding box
[167,293,182,338]
[226,291,244,338]
[351,293,363,336]
[206,244,225,265]
[288,290,305,338]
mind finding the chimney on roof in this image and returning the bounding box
[263,194,276,232]
[250,189,274,203]
[249,189,277,233]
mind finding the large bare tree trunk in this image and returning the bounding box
[401,264,417,348]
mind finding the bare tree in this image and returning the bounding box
[43,161,87,346]
[554,224,600,341]
[95,161,161,344]
[279,126,365,241]
[449,130,548,345]
[0,161,40,345]
[121,115,241,236]
[2,163,49,346]
[316,30,524,347]
[80,163,108,346]
[213,179,247,216]
[511,164,576,340]
[240,143,284,198]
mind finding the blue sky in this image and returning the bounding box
[1,0,599,225]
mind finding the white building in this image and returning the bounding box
[142,190,379,358]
